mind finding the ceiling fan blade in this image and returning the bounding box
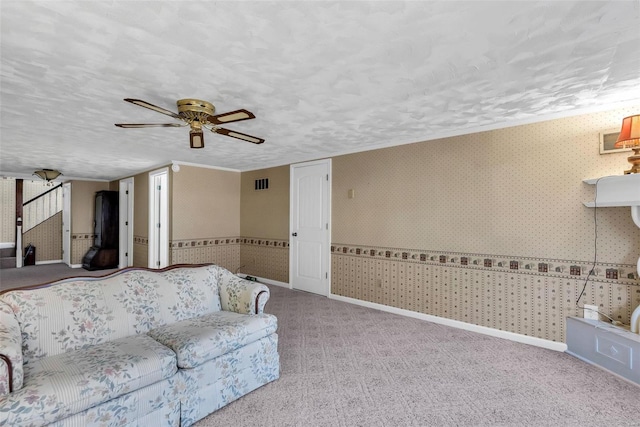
[115,123,185,128]
[214,127,265,144]
[207,109,256,125]
[123,98,182,119]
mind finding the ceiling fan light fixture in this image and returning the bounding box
[190,130,204,149]
[33,169,62,182]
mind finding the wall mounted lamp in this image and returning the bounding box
[613,115,640,174]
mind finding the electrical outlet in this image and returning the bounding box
[583,304,599,320]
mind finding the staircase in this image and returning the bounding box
[23,184,63,233]
[0,183,63,269]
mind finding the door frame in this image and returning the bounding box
[148,168,169,269]
[289,158,332,295]
[62,183,71,266]
[119,177,134,268]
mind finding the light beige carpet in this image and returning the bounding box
[197,285,639,427]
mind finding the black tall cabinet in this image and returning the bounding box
[82,190,119,270]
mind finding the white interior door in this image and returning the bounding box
[290,159,331,295]
[149,168,169,269]
[119,177,134,268]
[62,183,71,266]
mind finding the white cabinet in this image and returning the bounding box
[566,317,640,385]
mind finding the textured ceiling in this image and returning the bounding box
[1,1,639,181]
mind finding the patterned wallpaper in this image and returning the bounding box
[133,236,148,268]
[240,166,290,239]
[71,233,96,265]
[327,104,640,344]
[331,104,640,265]
[239,237,290,283]
[1,178,63,247]
[170,237,240,272]
[23,179,57,202]
[0,178,15,244]
[331,245,640,343]
[22,212,62,262]
[171,165,240,240]
[131,234,288,279]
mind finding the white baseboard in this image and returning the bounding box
[329,293,568,353]
[69,264,83,269]
[35,259,63,265]
[0,242,16,249]
[235,273,567,352]
[237,273,290,289]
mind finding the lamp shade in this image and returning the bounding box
[33,169,62,181]
[614,115,640,149]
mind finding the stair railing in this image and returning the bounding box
[22,183,63,232]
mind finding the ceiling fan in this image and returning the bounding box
[115,98,264,148]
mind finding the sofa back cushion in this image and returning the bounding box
[0,265,223,364]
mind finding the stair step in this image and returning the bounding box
[0,257,17,269]
[0,247,16,258]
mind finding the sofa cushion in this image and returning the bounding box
[0,334,177,427]
[148,312,278,369]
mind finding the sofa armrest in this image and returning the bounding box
[218,270,270,315]
[0,301,24,394]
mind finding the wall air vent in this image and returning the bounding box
[255,178,269,191]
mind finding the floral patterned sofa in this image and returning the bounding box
[0,264,280,427]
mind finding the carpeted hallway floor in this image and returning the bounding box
[0,263,118,291]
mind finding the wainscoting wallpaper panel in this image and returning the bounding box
[0,178,15,243]
[71,233,95,265]
[331,245,640,343]
[22,212,62,262]
[170,237,240,273]
[133,236,148,268]
[239,237,289,283]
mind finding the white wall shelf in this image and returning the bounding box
[582,174,640,230]
[582,174,640,209]
[583,174,640,279]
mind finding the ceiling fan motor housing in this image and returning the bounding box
[177,98,215,121]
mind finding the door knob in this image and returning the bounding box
[292,232,297,236]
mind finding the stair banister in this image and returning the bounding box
[16,225,22,268]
